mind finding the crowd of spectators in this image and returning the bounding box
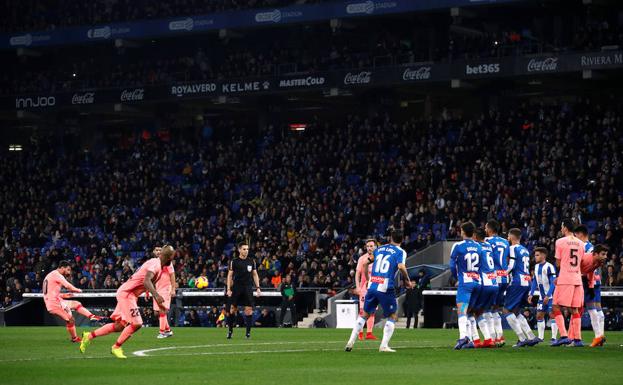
[0,0,329,33]
[1,98,623,309]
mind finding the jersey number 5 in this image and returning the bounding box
[569,249,578,267]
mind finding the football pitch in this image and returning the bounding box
[0,327,621,385]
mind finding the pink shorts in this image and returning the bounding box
[153,292,171,311]
[45,300,72,322]
[553,284,584,308]
[111,292,142,326]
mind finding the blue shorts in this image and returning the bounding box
[504,285,529,311]
[473,285,499,311]
[536,299,552,314]
[468,284,482,310]
[495,283,508,307]
[585,285,601,305]
[456,282,480,306]
[363,289,397,318]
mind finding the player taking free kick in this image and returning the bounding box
[79,245,175,358]
[43,260,103,342]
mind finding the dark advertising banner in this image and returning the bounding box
[1,0,521,50]
[6,50,623,111]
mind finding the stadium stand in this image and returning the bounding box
[2,101,622,308]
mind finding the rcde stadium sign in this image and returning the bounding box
[5,50,623,111]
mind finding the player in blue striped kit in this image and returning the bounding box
[574,225,606,347]
[527,247,557,343]
[470,227,498,348]
[502,228,539,347]
[485,219,509,346]
[450,222,483,350]
[345,229,413,353]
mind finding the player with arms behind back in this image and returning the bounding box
[43,260,102,342]
[345,229,413,353]
[485,219,509,346]
[80,245,175,358]
[502,228,538,347]
[471,228,498,348]
[450,222,482,350]
[355,239,378,340]
[551,219,587,347]
[528,247,557,342]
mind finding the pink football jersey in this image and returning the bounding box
[356,254,374,290]
[118,258,162,297]
[555,236,585,285]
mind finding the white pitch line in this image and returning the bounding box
[133,342,444,357]
[132,340,345,356]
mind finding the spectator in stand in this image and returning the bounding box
[255,308,276,327]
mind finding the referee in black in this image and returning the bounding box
[226,241,261,339]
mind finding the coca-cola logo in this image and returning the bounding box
[120,88,144,102]
[527,57,558,72]
[71,92,95,105]
[402,67,431,81]
[343,71,372,85]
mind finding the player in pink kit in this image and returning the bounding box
[154,260,176,338]
[79,245,175,358]
[43,260,102,342]
[551,219,586,347]
[355,239,378,340]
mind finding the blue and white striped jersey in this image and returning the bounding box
[530,262,556,298]
[367,244,406,293]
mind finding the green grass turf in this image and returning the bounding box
[0,327,621,385]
